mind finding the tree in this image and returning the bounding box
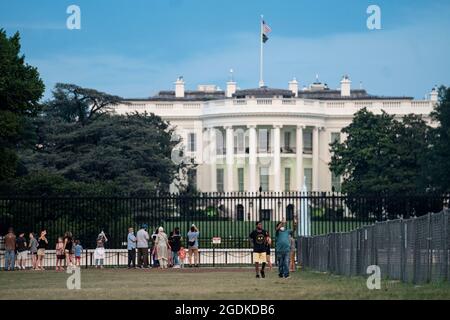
[329,108,432,218]
[428,86,450,193]
[46,83,122,125]
[0,29,44,181]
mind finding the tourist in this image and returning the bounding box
[56,237,66,271]
[187,224,200,267]
[29,232,38,270]
[169,227,182,268]
[151,228,159,268]
[178,246,186,268]
[155,227,170,269]
[289,232,296,272]
[94,231,108,268]
[265,232,273,271]
[127,227,137,269]
[64,232,74,268]
[74,240,83,267]
[36,230,48,270]
[249,221,269,278]
[4,227,16,271]
[16,232,28,270]
[275,220,292,279]
[136,224,150,268]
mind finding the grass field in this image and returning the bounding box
[0,268,449,300]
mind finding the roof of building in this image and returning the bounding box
[123,84,413,102]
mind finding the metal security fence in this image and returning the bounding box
[298,210,450,284]
[1,193,449,249]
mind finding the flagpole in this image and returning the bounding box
[259,14,264,88]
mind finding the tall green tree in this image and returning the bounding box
[0,29,44,181]
[428,86,450,192]
[329,108,432,218]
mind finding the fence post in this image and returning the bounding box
[444,210,449,282]
[426,212,432,283]
[400,218,405,282]
[332,193,336,233]
[85,249,88,269]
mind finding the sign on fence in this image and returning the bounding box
[212,237,221,244]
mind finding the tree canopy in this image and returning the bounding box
[0,29,44,181]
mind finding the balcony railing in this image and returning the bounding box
[281,146,296,154]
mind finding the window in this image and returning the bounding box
[260,167,269,191]
[188,169,197,190]
[216,131,224,155]
[304,168,313,192]
[238,168,244,192]
[303,130,312,153]
[284,167,291,191]
[216,168,224,192]
[188,133,196,152]
[258,129,270,152]
[234,130,245,154]
[331,173,341,192]
[331,132,341,144]
[284,131,291,149]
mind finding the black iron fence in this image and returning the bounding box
[1,192,449,249]
[299,210,450,284]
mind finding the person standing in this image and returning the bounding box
[187,224,199,267]
[4,228,16,271]
[289,232,296,272]
[168,227,182,268]
[265,232,273,271]
[74,240,83,267]
[16,232,28,270]
[63,232,74,268]
[29,233,38,270]
[275,220,292,279]
[136,224,150,268]
[94,231,108,269]
[155,227,170,269]
[127,227,137,269]
[36,230,48,270]
[249,221,269,278]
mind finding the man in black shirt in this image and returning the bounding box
[249,221,269,278]
[168,227,182,268]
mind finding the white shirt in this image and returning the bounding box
[136,229,150,248]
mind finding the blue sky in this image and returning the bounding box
[1,0,449,99]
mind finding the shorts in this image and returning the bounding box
[37,249,45,257]
[18,251,28,259]
[75,256,81,261]
[57,255,65,260]
[253,252,267,264]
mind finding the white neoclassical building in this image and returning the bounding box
[113,76,438,193]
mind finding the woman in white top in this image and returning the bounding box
[155,227,171,269]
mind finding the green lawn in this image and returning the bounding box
[0,268,449,300]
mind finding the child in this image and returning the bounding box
[55,237,65,271]
[16,232,28,270]
[94,231,108,269]
[29,232,38,270]
[178,246,186,268]
[74,240,83,267]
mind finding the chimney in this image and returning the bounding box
[429,87,438,102]
[340,75,351,97]
[175,76,185,98]
[288,78,299,97]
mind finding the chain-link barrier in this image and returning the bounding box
[299,210,449,284]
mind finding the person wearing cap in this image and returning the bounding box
[136,224,150,268]
[155,227,171,269]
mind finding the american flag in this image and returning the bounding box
[262,20,272,34]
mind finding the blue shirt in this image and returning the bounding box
[74,244,83,257]
[127,233,137,250]
[275,229,291,253]
[187,231,199,247]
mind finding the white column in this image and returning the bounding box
[296,125,304,190]
[273,125,282,192]
[209,127,217,192]
[248,125,257,192]
[312,126,320,191]
[225,126,234,192]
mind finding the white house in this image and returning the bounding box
[112,76,438,193]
